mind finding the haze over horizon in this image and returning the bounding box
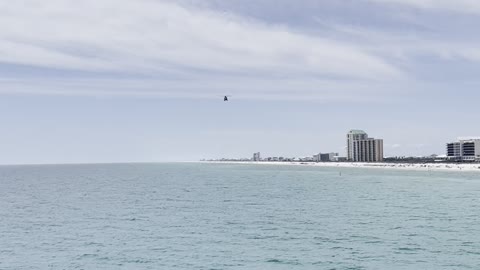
[1,0,480,164]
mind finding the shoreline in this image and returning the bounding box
[203,161,480,172]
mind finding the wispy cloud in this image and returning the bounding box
[0,0,404,100]
[327,23,480,65]
[368,0,480,14]
[1,0,480,102]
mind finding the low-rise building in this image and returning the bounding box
[314,152,339,162]
[333,156,347,162]
[447,139,480,161]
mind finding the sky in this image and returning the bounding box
[1,0,480,164]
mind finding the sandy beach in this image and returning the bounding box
[205,161,480,172]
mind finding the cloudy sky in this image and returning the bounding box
[1,0,480,164]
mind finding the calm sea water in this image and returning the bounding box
[1,163,480,269]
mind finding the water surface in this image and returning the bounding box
[1,163,479,269]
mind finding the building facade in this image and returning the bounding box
[353,139,384,162]
[347,130,368,161]
[252,152,261,161]
[347,130,384,162]
[313,152,339,162]
[446,139,480,161]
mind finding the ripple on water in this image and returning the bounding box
[1,163,480,269]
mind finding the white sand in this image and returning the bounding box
[204,161,480,172]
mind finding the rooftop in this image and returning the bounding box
[348,130,367,135]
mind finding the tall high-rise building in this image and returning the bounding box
[353,139,384,162]
[347,130,384,162]
[347,130,368,161]
[253,152,261,162]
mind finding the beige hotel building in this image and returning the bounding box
[347,130,384,162]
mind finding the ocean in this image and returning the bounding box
[1,163,479,269]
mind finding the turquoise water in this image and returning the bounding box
[1,163,480,269]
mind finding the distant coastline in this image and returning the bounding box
[203,161,480,172]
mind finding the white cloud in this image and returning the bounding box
[2,0,480,102]
[368,0,480,14]
[0,76,398,103]
[329,23,480,65]
[0,0,402,100]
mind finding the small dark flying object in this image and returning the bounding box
[224,96,229,101]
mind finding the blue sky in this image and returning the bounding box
[1,0,480,164]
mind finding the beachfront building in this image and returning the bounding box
[353,139,384,162]
[347,130,368,161]
[252,152,261,162]
[347,130,384,162]
[447,142,462,159]
[446,139,480,161]
[333,156,348,162]
[313,152,339,162]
